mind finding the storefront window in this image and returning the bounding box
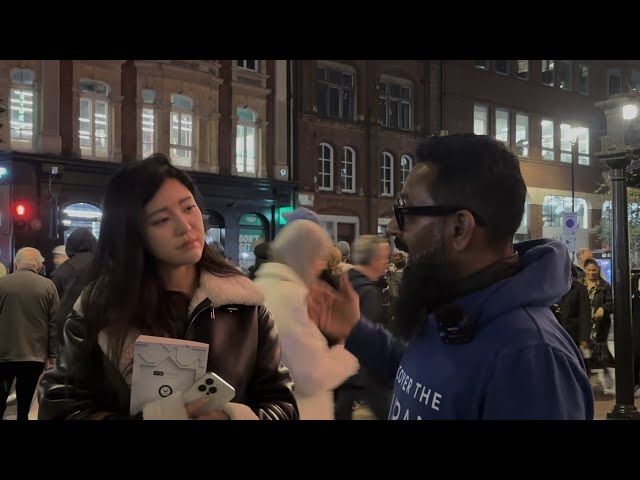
[238,213,268,272]
[204,210,225,255]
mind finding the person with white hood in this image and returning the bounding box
[254,219,360,420]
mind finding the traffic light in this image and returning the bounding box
[13,202,30,231]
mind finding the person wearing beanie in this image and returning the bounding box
[282,207,322,226]
[254,220,359,419]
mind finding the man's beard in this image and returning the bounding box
[392,225,459,341]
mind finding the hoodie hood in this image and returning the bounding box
[65,228,98,257]
[454,238,572,325]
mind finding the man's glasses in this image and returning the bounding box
[393,197,487,231]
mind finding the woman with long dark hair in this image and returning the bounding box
[583,257,615,395]
[38,154,298,420]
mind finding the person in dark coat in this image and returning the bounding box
[552,264,591,352]
[248,241,270,280]
[50,227,98,302]
[583,257,615,394]
[334,235,391,420]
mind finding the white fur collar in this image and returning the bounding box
[188,271,264,314]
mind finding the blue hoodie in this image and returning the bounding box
[345,239,595,420]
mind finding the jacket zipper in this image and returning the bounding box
[185,298,213,340]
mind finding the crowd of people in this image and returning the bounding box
[3,133,639,421]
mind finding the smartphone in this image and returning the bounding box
[183,371,236,414]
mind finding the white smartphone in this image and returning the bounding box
[183,371,236,415]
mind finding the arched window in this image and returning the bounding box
[79,79,110,159]
[236,108,258,176]
[542,195,588,228]
[318,143,334,191]
[62,202,102,242]
[10,68,36,150]
[400,154,413,187]
[205,210,226,254]
[170,94,194,168]
[341,146,356,193]
[380,152,394,197]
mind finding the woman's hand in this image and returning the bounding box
[594,307,605,319]
[185,397,230,420]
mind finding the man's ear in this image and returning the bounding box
[449,210,476,252]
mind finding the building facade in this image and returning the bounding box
[292,59,640,253]
[0,60,294,272]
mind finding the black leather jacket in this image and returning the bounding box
[38,274,298,420]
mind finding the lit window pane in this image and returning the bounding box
[495,110,510,144]
[474,105,488,135]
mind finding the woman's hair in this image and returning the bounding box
[391,251,408,270]
[82,153,239,363]
[327,246,342,276]
[583,258,600,272]
[269,219,332,286]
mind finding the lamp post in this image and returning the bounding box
[0,98,6,144]
[595,92,640,419]
[569,131,579,261]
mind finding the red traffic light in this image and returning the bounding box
[15,203,28,217]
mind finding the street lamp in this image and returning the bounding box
[568,129,579,261]
[595,92,640,420]
[0,98,6,144]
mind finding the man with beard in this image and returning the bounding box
[309,134,594,420]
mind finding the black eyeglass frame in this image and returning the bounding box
[393,200,488,231]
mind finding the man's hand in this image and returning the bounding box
[46,357,56,369]
[309,273,360,342]
[594,307,605,320]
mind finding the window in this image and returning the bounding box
[316,66,354,121]
[608,68,623,96]
[576,126,590,165]
[9,68,36,150]
[62,202,102,242]
[496,60,510,76]
[577,64,590,95]
[318,214,359,244]
[318,143,333,191]
[602,200,640,222]
[237,60,258,72]
[495,109,510,145]
[542,60,555,86]
[543,195,587,228]
[341,146,355,193]
[515,197,530,242]
[238,213,267,273]
[541,119,555,161]
[236,108,258,176]
[558,60,573,91]
[474,104,488,135]
[515,114,529,158]
[141,89,156,159]
[400,155,413,187]
[79,79,110,159]
[379,79,411,130]
[170,94,194,168]
[474,60,489,70]
[560,123,573,163]
[517,60,529,80]
[632,70,640,91]
[381,152,394,197]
